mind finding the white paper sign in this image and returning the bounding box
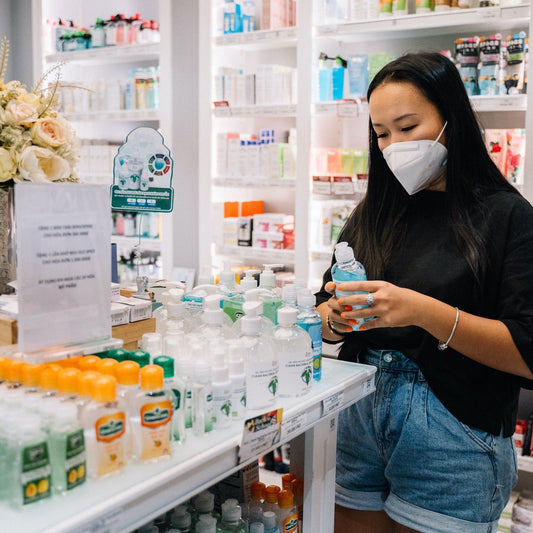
[239,408,283,464]
[322,391,344,416]
[15,184,112,353]
[281,412,307,442]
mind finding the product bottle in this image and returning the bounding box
[175,356,194,431]
[262,511,280,533]
[258,264,283,324]
[82,374,127,478]
[276,490,298,533]
[192,491,220,527]
[131,365,173,462]
[223,269,259,322]
[115,360,140,458]
[75,371,100,416]
[211,363,232,429]
[153,355,186,443]
[331,241,372,330]
[128,349,151,368]
[49,402,87,495]
[250,523,265,533]
[232,289,276,336]
[296,289,323,383]
[291,478,304,532]
[198,294,235,338]
[239,301,279,410]
[247,481,266,524]
[228,348,247,421]
[38,365,62,431]
[192,359,214,436]
[6,412,52,507]
[273,307,313,398]
[217,262,240,297]
[263,485,281,514]
[281,473,296,491]
[170,504,192,532]
[217,500,247,533]
[318,56,333,102]
[281,284,298,309]
[196,515,218,533]
[332,56,347,100]
[91,17,106,47]
[141,332,163,363]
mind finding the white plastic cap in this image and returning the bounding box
[277,306,298,327]
[204,294,223,325]
[222,501,242,521]
[297,288,316,308]
[195,490,215,512]
[262,511,278,529]
[168,288,185,302]
[170,505,191,529]
[241,270,260,291]
[334,241,355,264]
[241,301,262,336]
[141,332,162,357]
[260,264,282,290]
[195,515,217,533]
[249,522,265,533]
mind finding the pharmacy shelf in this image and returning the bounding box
[44,43,160,64]
[314,100,369,117]
[213,104,297,118]
[213,177,296,188]
[214,27,297,50]
[216,246,296,264]
[1,358,376,533]
[315,4,530,42]
[64,109,160,122]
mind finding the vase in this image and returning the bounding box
[0,186,16,295]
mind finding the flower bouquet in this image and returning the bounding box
[0,36,80,294]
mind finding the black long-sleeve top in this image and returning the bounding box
[315,189,533,437]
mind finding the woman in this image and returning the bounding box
[315,52,533,532]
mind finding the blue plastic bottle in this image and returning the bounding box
[331,241,371,331]
[296,289,322,383]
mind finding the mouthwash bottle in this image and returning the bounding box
[217,500,247,533]
[296,289,323,383]
[276,490,298,533]
[49,402,86,495]
[131,365,173,462]
[82,374,127,478]
[198,294,235,338]
[192,359,214,435]
[223,269,260,322]
[6,412,52,507]
[258,264,283,324]
[239,301,278,410]
[153,355,186,443]
[274,307,313,398]
[331,241,371,331]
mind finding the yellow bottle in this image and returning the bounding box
[115,360,141,459]
[131,364,173,462]
[57,367,82,401]
[76,370,100,416]
[82,374,127,478]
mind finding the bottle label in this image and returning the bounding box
[64,429,87,490]
[246,362,279,409]
[205,393,214,432]
[140,400,172,460]
[170,387,181,410]
[95,412,126,476]
[297,320,323,382]
[185,389,193,429]
[282,513,299,533]
[278,350,313,397]
[231,379,247,419]
[212,386,232,427]
[21,441,52,505]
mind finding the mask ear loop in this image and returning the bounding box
[432,121,448,146]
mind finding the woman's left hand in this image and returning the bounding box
[336,280,427,331]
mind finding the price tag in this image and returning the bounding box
[78,507,123,533]
[332,176,355,195]
[480,7,498,17]
[239,409,283,463]
[281,412,307,441]
[322,391,344,415]
[337,99,359,117]
[213,101,231,117]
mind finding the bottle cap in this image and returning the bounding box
[96,358,119,376]
[168,288,185,302]
[128,349,150,368]
[291,477,304,497]
[195,490,215,513]
[219,263,236,288]
[297,288,316,308]
[58,356,82,368]
[264,485,281,504]
[57,367,81,394]
[278,489,294,509]
[78,355,101,372]
[241,270,259,291]
[0,356,9,379]
[281,473,296,491]
[262,511,278,529]
[115,360,140,386]
[250,481,266,500]
[221,500,242,521]
[91,374,117,402]
[249,523,265,533]
[77,371,100,397]
[259,264,281,290]
[170,505,191,528]
[334,241,355,263]
[107,348,130,362]
[5,359,24,382]
[277,306,298,327]
[21,363,41,387]
[195,515,217,533]
[141,332,162,357]
[241,301,262,336]
[203,294,223,325]
[39,365,58,391]
[154,355,175,378]
[140,364,164,391]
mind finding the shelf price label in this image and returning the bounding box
[322,391,344,416]
[238,408,283,464]
[281,412,307,441]
[213,101,232,117]
[337,99,360,117]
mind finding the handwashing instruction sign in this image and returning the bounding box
[110,127,174,213]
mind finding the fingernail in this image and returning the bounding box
[337,285,343,290]
[344,305,353,311]
[349,319,357,325]
[340,312,346,319]
[346,326,353,333]
[337,299,343,305]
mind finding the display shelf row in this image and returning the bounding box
[215,246,296,264]
[44,42,161,64]
[214,27,298,49]
[213,177,296,188]
[213,104,297,118]
[1,359,376,533]
[64,109,160,122]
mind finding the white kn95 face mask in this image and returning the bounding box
[382,122,448,195]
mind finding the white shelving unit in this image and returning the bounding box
[1,359,376,533]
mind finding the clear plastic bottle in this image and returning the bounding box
[153,356,186,443]
[105,15,117,46]
[192,491,220,528]
[281,284,298,309]
[262,511,280,533]
[170,504,192,532]
[75,371,100,417]
[247,481,266,524]
[331,241,371,330]
[273,307,313,398]
[228,347,247,421]
[211,363,232,429]
[192,360,214,435]
[276,490,298,533]
[296,289,323,383]
[198,294,235,338]
[115,360,140,458]
[258,264,283,324]
[131,365,173,462]
[263,485,281,514]
[82,374,127,478]
[175,357,193,431]
[141,332,163,363]
[217,500,247,533]
[239,301,278,410]
[49,402,87,495]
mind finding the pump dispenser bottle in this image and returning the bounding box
[198,294,234,337]
[258,264,283,324]
[223,269,259,322]
[274,306,313,397]
[239,301,278,410]
[192,359,214,435]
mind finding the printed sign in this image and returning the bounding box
[239,409,283,464]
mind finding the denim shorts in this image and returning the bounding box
[336,349,518,533]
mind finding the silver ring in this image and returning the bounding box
[366,293,375,307]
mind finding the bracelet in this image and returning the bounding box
[438,307,460,351]
[327,313,347,337]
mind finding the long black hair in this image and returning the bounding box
[339,51,518,283]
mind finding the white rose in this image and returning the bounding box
[31,116,72,148]
[0,147,17,183]
[18,146,70,183]
[4,99,38,127]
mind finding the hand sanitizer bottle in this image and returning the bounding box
[192,360,214,436]
[276,490,298,533]
[211,362,232,430]
[274,307,313,397]
[217,500,247,533]
[198,294,235,337]
[227,345,247,421]
[223,269,260,322]
[331,241,371,330]
[259,264,283,324]
[239,301,278,410]
[296,289,323,383]
[175,356,194,431]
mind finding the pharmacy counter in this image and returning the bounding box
[2,358,376,533]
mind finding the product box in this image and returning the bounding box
[111,302,130,326]
[115,295,152,322]
[237,216,253,246]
